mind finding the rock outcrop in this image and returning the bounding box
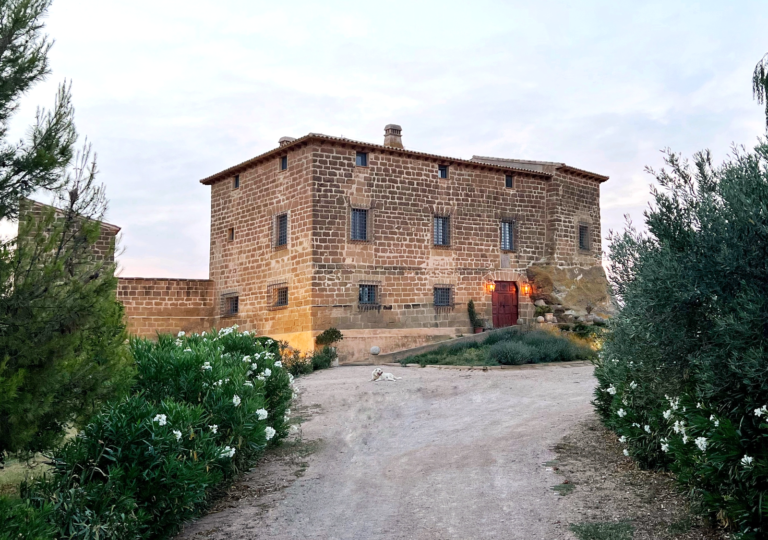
[526,264,615,318]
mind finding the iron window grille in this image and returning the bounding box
[433,286,454,308]
[227,227,235,242]
[505,174,514,188]
[501,221,515,251]
[280,155,288,171]
[433,215,450,246]
[350,208,368,241]
[268,283,289,309]
[356,152,368,167]
[578,224,590,251]
[438,165,448,179]
[223,295,239,316]
[274,213,288,248]
[233,174,240,189]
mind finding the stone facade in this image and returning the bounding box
[197,129,609,362]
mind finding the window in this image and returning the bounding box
[233,174,240,189]
[359,284,378,305]
[275,214,288,247]
[356,152,368,167]
[505,174,514,188]
[350,208,368,241]
[274,287,288,307]
[280,155,288,171]
[227,227,235,242]
[579,224,590,251]
[438,165,448,179]
[433,287,453,307]
[501,221,515,251]
[433,215,450,246]
[225,295,239,316]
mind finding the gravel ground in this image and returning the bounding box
[178,363,595,540]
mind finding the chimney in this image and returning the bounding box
[383,124,403,149]
[279,136,296,147]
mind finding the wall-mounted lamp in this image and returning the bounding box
[520,282,532,296]
[485,281,496,294]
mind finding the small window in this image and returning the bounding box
[350,208,368,241]
[501,221,515,251]
[579,224,590,251]
[433,287,453,307]
[505,175,514,188]
[359,284,378,305]
[226,296,239,315]
[275,214,288,247]
[433,215,450,246]
[227,227,235,242]
[438,165,448,179]
[280,155,288,171]
[356,152,368,167]
[274,287,288,307]
[233,174,240,189]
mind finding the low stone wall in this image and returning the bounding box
[117,278,215,338]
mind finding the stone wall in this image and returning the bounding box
[116,278,215,338]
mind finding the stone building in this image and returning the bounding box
[118,125,605,362]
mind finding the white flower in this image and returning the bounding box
[244,381,253,388]
[682,434,689,444]
[617,409,626,418]
[251,363,259,371]
[284,414,290,422]
[243,330,250,335]
[288,373,294,384]
[184,348,192,353]
[607,385,617,395]
[202,362,212,371]
[173,430,182,441]
[618,436,627,443]
[201,331,206,336]
[274,361,283,368]
[264,352,275,359]
[285,409,290,415]
[695,437,708,452]
[220,446,236,458]
[629,381,637,390]
[754,406,767,418]
[697,402,703,409]
[175,339,183,347]
[178,331,185,337]
[265,426,276,440]
[210,424,218,434]
[710,415,720,427]
[153,414,167,426]
[242,355,251,363]
[632,423,640,428]
[257,374,266,381]
[644,425,651,433]
[673,420,686,434]
[214,379,223,387]
[666,395,680,411]
[661,443,669,453]
[663,409,672,420]
[623,449,629,456]
[264,368,272,377]
[266,339,274,345]
[741,455,754,467]
[232,395,241,407]
[246,370,253,377]
[256,408,268,420]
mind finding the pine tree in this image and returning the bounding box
[0,0,133,462]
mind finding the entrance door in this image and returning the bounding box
[492,281,519,328]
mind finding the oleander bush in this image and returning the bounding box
[594,143,768,539]
[9,327,295,539]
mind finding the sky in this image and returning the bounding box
[7,0,767,278]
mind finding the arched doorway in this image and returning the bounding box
[492,281,519,328]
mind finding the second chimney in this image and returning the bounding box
[383,124,403,149]
[279,136,296,147]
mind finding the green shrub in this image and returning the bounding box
[488,341,535,365]
[0,497,55,540]
[594,143,768,538]
[311,346,337,370]
[534,304,552,317]
[482,327,521,346]
[315,328,343,347]
[467,299,480,328]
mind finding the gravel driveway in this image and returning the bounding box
[178,363,596,540]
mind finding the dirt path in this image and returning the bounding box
[178,363,596,540]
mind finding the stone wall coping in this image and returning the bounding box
[118,277,214,283]
[199,133,554,186]
[381,360,591,370]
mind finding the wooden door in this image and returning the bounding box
[492,281,519,328]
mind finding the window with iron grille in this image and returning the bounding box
[233,174,240,189]
[280,155,288,170]
[274,287,288,307]
[438,165,448,178]
[433,286,453,307]
[275,214,288,247]
[579,224,590,251]
[225,295,239,316]
[356,152,368,167]
[358,284,378,305]
[227,227,235,242]
[501,221,515,251]
[350,208,368,241]
[505,174,514,188]
[433,215,450,246]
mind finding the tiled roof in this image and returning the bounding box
[471,156,609,182]
[199,133,553,186]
